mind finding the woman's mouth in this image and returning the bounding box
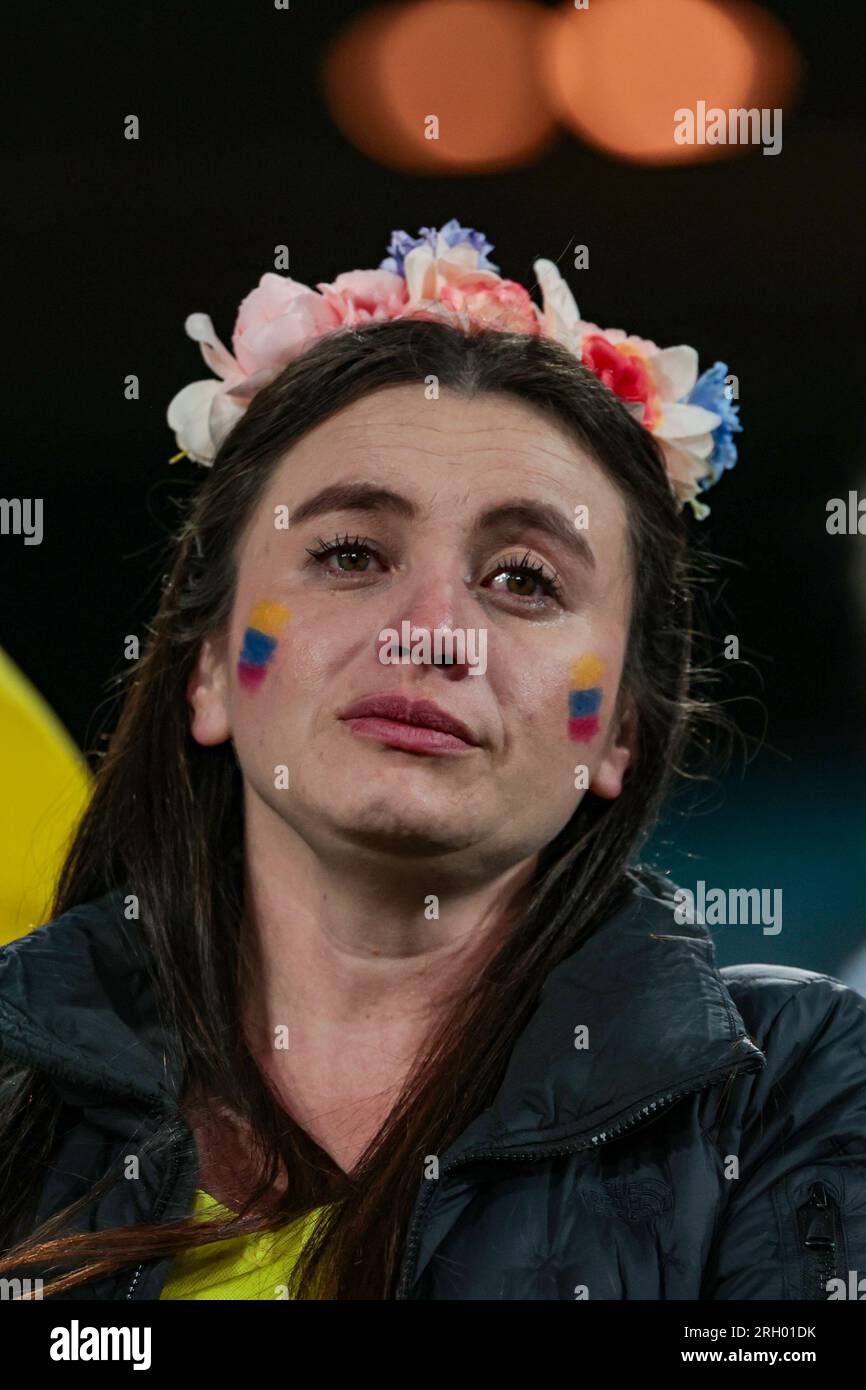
[338,695,480,756]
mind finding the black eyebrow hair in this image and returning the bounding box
[290,482,417,527]
[473,500,595,573]
[290,482,595,571]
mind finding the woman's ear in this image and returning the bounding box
[590,689,638,801]
[187,633,232,747]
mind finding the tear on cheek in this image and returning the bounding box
[568,654,604,742]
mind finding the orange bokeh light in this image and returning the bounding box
[540,0,803,165]
[322,0,558,174]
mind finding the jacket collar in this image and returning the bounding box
[444,868,766,1162]
[0,871,766,1142]
[0,896,170,1109]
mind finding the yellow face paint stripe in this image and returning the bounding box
[569,653,604,688]
[247,601,291,637]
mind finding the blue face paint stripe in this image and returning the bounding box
[568,686,603,717]
[240,628,278,667]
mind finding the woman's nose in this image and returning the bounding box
[376,567,484,678]
[385,562,478,638]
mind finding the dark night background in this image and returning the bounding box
[2,1,865,974]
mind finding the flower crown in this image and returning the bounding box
[167,218,741,519]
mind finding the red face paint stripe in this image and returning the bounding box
[568,715,600,742]
[238,662,268,691]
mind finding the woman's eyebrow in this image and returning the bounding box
[473,501,596,572]
[290,483,594,572]
[291,482,417,527]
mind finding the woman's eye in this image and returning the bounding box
[305,538,563,606]
[492,570,542,598]
[306,536,383,575]
[331,548,373,573]
[488,555,564,605]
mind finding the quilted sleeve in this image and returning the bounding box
[701,969,866,1300]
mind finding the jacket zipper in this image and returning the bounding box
[395,1055,765,1299]
[124,1117,189,1300]
[798,1181,840,1300]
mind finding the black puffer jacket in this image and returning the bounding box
[1,869,865,1300]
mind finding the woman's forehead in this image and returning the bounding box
[281,384,589,463]
[260,386,630,525]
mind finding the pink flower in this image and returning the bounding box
[438,277,540,334]
[315,269,409,327]
[232,273,343,375]
[167,270,413,464]
[386,228,542,335]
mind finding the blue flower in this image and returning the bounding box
[686,361,743,489]
[379,219,500,277]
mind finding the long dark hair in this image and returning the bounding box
[0,316,729,1298]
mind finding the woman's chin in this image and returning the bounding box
[326,803,484,858]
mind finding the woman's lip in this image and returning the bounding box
[338,694,480,746]
[341,716,478,755]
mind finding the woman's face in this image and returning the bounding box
[189,385,638,881]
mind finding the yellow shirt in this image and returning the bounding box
[160,1189,328,1300]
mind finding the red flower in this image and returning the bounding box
[582,334,659,430]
